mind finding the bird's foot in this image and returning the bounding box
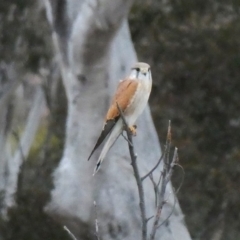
[129,125,137,136]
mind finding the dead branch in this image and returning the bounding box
[157,191,177,229]
[116,103,147,240]
[174,164,185,195]
[150,122,179,240]
[141,152,164,182]
[64,226,78,240]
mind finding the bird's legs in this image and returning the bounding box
[128,124,137,136]
[121,124,137,144]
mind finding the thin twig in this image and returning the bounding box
[116,102,147,240]
[121,132,133,147]
[146,215,154,223]
[150,176,167,239]
[141,152,164,181]
[165,147,178,184]
[165,120,172,171]
[150,122,176,240]
[150,147,179,239]
[157,191,177,229]
[156,170,163,189]
[149,173,158,207]
[174,164,185,195]
[94,201,100,240]
[64,226,78,240]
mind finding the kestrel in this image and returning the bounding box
[88,62,152,175]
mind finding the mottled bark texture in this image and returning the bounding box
[0,62,45,217]
[44,0,192,239]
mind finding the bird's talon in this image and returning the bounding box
[129,125,137,136]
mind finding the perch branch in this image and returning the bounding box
[116,102,147,240]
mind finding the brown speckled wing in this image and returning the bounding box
[106,79,139,120]
[88,79,139,161]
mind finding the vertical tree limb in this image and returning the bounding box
[117,103,147,240]
[2,87,45,217]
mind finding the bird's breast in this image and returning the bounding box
[124,80,151,126]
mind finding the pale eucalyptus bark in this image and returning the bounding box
[0,64,20,197]
[44,0,192,239]
[0,65,46,217]
[2,87,45,217]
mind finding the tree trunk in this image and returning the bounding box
[44,0,192,239]
[2,86,45,216]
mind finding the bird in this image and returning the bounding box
[88,62,152,175]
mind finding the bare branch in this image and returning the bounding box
[156,170,163,189]
[121,132,133,147]
[165,120,172,170]
[157,192,177,229]
[146,215,154,223]
[150,122,178,240]
[141,153,164,182]
[116,102,147,240]
[149,173,158,207]
[175,164,185,195]
[165,148,178,184]
[141,121,172,182]
[64,226,78,240]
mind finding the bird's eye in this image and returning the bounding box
[135,68,140,72]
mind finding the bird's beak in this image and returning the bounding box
[141,68,148,74]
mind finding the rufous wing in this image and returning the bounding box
[88,78,139,160]
[106,79,139,120]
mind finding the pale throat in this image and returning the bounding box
[128,70,139,79]
[129,70,150,82]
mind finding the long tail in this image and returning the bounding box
[93,120,122,175]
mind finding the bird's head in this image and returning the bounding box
[129,62,152,82]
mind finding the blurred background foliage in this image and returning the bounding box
[130,0,240,239]
[0,0,240,239]
[0,0,51,71]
